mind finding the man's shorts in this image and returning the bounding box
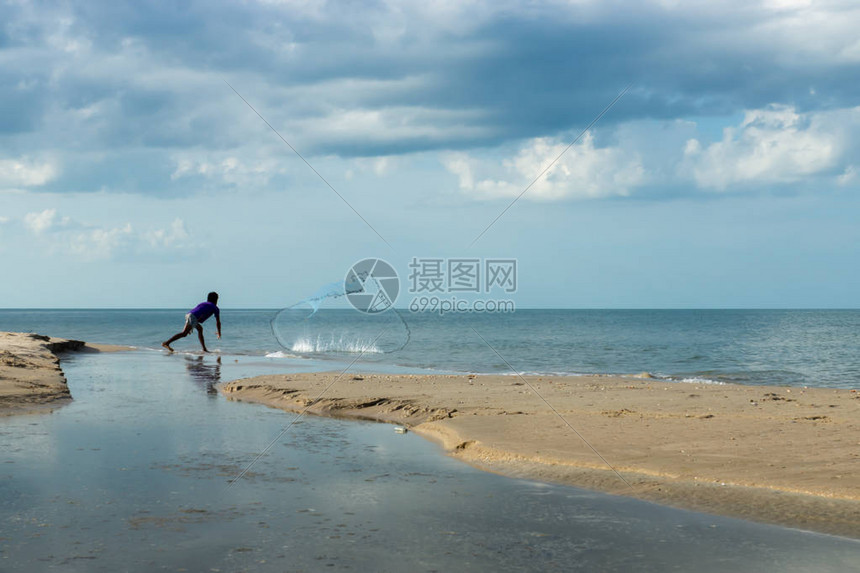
[185,313,201,330]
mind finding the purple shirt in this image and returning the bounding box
[189,301,219,323]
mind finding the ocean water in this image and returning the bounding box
[1,351,857,571]
[2,309,859,388]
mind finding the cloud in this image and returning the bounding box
[2,0,860,200]
[24,209,70,234]
[372,157,392,176]
[142,218,191,249]
[682,104,857,190]
[68,223,135,260]
[444,104,860,200]
[0,158,58,188]
[21,210,200,260]
[445,132,645,200]
[837,165,857,186]
[344,155,399,179]
[170,152,288,188]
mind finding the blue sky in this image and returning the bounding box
[1,0,859,308]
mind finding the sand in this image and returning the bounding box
[219,372,860,538]
[0,332,128,415]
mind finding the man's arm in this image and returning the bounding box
[216,315,222,339]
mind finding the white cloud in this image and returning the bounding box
[682,104,854,190]
[21,210,200,260]
[444,107,860,199]
[69,224,135,260]
[837,165,857,186]
[143,218,190,249]
[444,155,476,192]
[763,0,812,9]
[0,158,58,188]
[291,106,492,152]
[24,209,54,234]
[24,209,70,234]
[656,0,860,66]
[346,156,398,179]
[758,1,860,65]
[373,157,393,176]
[444,132,646,200]
[171,153,287,188]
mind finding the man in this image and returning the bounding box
[162,292,221,353]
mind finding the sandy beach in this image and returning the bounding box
[220,372,860,538]
[0,331,126,415]
[3,327,857,538]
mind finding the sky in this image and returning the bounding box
[1,0,859,308]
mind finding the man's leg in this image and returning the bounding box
[196,325,208,353]
[163,322,193,351]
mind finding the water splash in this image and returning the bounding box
[290,334,382,354]
[270,277,411,356]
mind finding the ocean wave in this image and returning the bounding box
[509,371,589,377]
[465,370,726,385]
[677,376,726,385]
[264,351,304,359]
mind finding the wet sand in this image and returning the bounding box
[0,331,128,415]
[220,372,860,538]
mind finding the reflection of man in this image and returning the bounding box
[185,355,221,395]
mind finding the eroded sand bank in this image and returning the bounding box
[0,331,127,415]
[220,372,860,538]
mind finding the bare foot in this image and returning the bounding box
[162,342,174,353]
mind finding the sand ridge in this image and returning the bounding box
[219,372,860,538]
[0,331,130,415]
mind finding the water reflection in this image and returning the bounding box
[184,355,221,395]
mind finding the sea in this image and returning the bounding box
[2,308,860,571]
[1,308,859,388]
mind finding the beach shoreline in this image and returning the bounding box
[0,331,130,415]
[219,371,860,539]
[3,327,857,538]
